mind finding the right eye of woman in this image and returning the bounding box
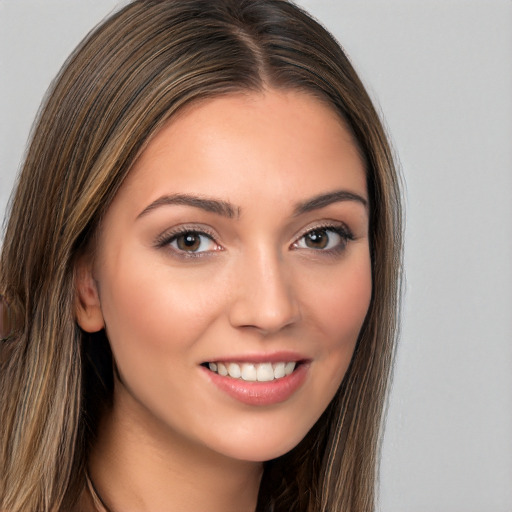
[156,228,221,256]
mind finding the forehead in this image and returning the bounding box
[112,89,367,216]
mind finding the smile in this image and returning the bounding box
[207,361,297,382]
[202,359,309,406]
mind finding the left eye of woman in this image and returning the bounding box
[168,231,218,253]
[293,227,350,251]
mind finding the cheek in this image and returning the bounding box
[302,250,372,392]
[96,248,223,361]
[306,252,372,345]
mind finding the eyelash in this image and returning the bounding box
[155,223,354,259]
[155,225,221,259]
[292,223,354,255]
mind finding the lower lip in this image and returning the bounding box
[201,363,309,406]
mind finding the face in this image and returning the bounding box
[76,89,372,463]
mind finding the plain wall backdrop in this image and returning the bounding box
[1,1,511,511]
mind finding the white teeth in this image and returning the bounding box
[284,362,296,376]
[241,363,257,381]
[217,362,228,376]
[227,363,241,379]
[256,363,274,382]
[208,361,298,381]
[273,362,285,379]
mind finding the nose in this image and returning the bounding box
[228,248,301,335]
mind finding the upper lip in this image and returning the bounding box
[201,351,310,364]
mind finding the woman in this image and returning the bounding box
[0,1,402,511]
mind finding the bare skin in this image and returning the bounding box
[75,89,371,511]
[85,389,262,512]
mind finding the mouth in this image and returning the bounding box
[202,361,301,382]
[200,357,309,406]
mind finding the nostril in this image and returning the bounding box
[228,292,301,334]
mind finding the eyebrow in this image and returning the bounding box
[137,189,367,220]
[137,193,239,219]
[293,190,368,216]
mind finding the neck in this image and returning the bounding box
[88,383,263,512]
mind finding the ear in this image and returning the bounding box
[74,253,105,333]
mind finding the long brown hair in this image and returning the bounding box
[0,1,402,510]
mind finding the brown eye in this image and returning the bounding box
[170,231,217,253]
[304,229,330,249]
[294,226,350,252]
[177,233,201,251]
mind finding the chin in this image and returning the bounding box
[204,416,315,463]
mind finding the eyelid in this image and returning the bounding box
[292,220,353,243]
[154,224,223,254]
[290,221,354,253]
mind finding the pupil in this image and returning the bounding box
[307,230,328,249]
[178,233,200,251]
[184,234,196,246]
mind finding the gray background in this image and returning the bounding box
[1,1,511,510]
